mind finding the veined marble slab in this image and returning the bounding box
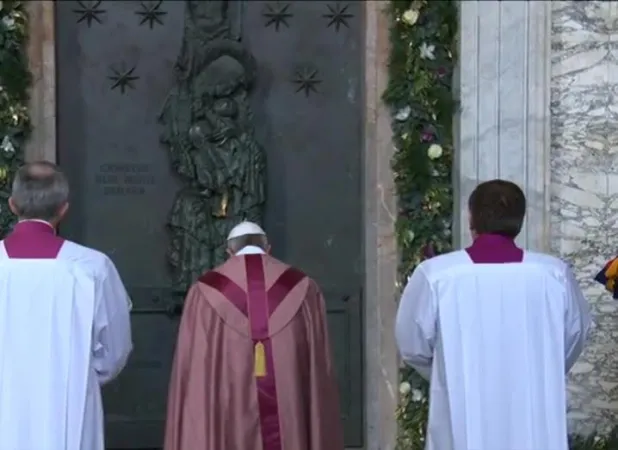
[551,0,618,435]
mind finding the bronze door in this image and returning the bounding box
[56,1,363,448]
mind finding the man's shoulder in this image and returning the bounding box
[203,254,310,282]
[523,250,570,276]
[417,249,470,278]
[260,255,317,293]
[524,250,567,268]
[264,254,308,276]
[196,254,313,295]
[58,239,115,279]
[418,249,568,277]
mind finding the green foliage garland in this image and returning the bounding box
[382,0,456,445]
[0,0,29,237]
[383,1,618,449]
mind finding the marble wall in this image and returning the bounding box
[551,1,618,435]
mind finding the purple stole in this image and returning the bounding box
[200,254,305,450]
[3,221,64,259]
[465,234,523,263]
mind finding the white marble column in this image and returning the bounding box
[363,2,399,449]
[455,1,552,251]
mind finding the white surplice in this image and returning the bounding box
[395,250,592,450]
[0,240,133,450]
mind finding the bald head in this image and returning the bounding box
[9,161,69,222]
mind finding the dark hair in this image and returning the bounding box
[11,161,69,221]
[468,179,526,238]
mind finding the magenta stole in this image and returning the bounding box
[3,221,64,259]
[466,234,523,263]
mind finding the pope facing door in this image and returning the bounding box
[56,1,364,448]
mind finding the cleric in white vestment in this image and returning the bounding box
[0,161,133,450]
[395,179,592,450]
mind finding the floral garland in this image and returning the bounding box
[383,1,618,449]
[0,0,30,237]
[382,0,456,446]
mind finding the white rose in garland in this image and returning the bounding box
[399,381,411,395]
[401,9,419,26]
[407,230,415,243]
[395,106,411,121]
[411,389,424,402]
[427,144,443,160]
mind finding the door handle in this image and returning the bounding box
[166,302,183,318]
[129,304,183,318]
[168,289,186,318]
[127,290,186,318]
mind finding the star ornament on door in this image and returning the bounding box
[107,64,140,94]
[135,0,167,29]
[262,2,293,31]
[292,67,322,97]
[73,0,106,27]
[323,2,353,32]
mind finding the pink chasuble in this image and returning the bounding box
[200,254,305,450]
[3,220,64,259]
[465,233,523,264]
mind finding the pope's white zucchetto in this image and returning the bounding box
[227,221,266,241]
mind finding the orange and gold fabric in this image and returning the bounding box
[594,257,618,299]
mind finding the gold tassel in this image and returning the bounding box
[254,341,267,378]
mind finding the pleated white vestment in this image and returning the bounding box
[0,220,133,450]
[396,240,591,450]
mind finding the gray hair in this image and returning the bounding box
[11,161,69,221]
[227,234,268,254]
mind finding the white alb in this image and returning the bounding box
[395,250,592,450]
[0,240,133,450]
